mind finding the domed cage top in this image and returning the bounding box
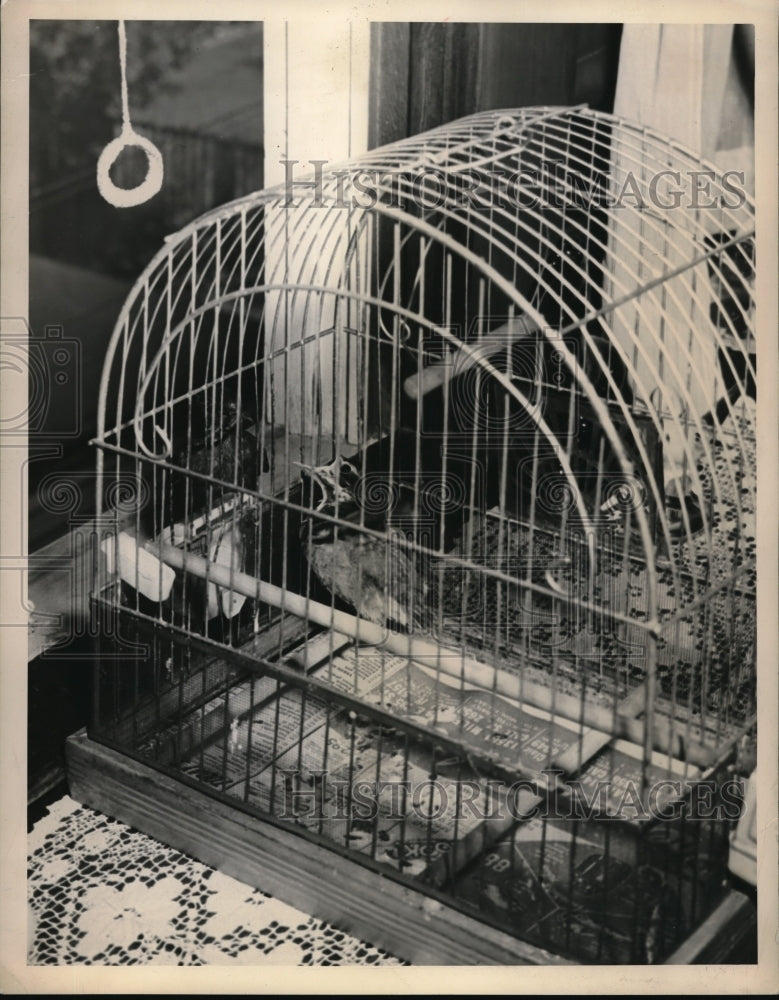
[82,106,756,965]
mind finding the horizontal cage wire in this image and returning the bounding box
[90,107,756,965]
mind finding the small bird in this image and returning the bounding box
[297,455,427,631]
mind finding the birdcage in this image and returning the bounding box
[70,106,757,965]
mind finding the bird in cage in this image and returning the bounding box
[297,455,429,631]
[175,395,264,513]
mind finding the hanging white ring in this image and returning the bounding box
[97,124,164,208]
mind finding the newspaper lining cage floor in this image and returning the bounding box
[74,106,757,965]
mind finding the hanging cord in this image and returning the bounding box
[97,20,164,208]
[118,19,131,131]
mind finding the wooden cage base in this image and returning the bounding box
[66,729,567,965]
[65,730,755,966]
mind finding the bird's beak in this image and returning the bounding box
[293,461,328,511]
[294,457,354,507]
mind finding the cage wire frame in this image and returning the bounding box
[89,106,757,962]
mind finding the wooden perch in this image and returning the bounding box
[154,540,713,768]
[403,314,539,399]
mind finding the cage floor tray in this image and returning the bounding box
[77,625,744,964]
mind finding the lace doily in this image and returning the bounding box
[28,796,405,966]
